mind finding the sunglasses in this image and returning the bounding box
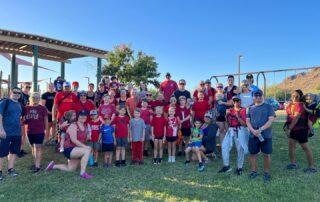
[146,94,152,96]
[32,97,40,99]
[254,94,262,97]
[179,83,185,85]
[80,94,87,97]
[233,99,240,102]
[217,86,223,88]
[200,83,205,86]
[25,86,31,89]
[103,118,111,120]
[13,91,21,95]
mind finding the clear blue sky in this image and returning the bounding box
[1,0,320,92]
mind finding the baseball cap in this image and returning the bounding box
[232,95,241,101]
[79,90,87,95]
[99,82,104,86]
[205,79,211,84]
[246,74,254,79]
[89,109,98,116]
[252,89,263,96]
[63,82,71,87]
[165,72,171,77]
[72,81,79,86]
[120,90,127,95]
[78,110,88,116]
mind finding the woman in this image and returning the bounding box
[86,83,96,103]
[46,110,93,179]
[24,92,48,172]
[239,80,253,108]
[285,90,317,173]
[200,111,218,160]
[193,80,213,105]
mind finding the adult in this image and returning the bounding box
[193,80,213,105]
[23,92,48,172]
[46,110,93,179]
[95,82,108,108]
[86,83,96,103]
[41,82,56,143]
[126,89,140,119]
[160,72,178,104]
[246,74,259,92]
[53,76,65,92]
[201,111,218,159]
[52,82,79,125]
[0,87,23,180]
[191,91,210,122]
[285,90,316,173]
[18,82,32,157]
[72,81,80,97]
[224,75,239,100]
[74,90,95,121]
[219,96,248,175]
[246,89,275,182]
[173,79,191,105]
[239,80,253,108]
[102,75,111,92]
[205,79,217,108]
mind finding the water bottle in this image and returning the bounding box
[257,133,265,142]
[88,153,94,166]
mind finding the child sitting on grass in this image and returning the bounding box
[99,116,115,168]
[185,119,205,172]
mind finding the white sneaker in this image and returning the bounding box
[168,156,172,163]
[59,147,64,153]
[172,156,176,163]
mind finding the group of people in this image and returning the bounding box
[0,72,318,181]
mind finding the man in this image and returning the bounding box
[52,82,79,124]
[205,79,216,107]
[160,72,178,104]
[18,82,32,157]
[0,87,23,180]
[224,75,240,100]
[246,74,259,92]
[41,83,57,144]
[95,82,108,108]
[246,89,275,182]
[72,81,79,97]
[74,90,95,121]
[173,79,191,105]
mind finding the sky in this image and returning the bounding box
[1,0,320,92]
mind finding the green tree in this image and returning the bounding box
[102,44,160,88]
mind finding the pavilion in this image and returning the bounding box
[0,29,108,91]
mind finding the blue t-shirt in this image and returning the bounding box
[216,95,227,116]
[100,124,114,144]
[0,99,22,137]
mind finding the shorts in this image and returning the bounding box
[249,137,272,155]
[27,133,45,145]
[216,116,226,122]
[188,141,202,148]
[102,143,114,152]
[154,135,164,140]
[89,142,101,151]
[145,125,151,141]
[181,128,191,137]
[63,147,74,159]
[0,136,21,157]
[166,136,177,142]
[289,129,308,144]
[116,138,128,147]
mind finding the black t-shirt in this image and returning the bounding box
[41,91,56,111]
[19,92,30,107]
[174,90,191,104]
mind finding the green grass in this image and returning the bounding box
[0,120,320,202]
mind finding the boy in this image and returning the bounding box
[140,99,152,156]
[129,109,146,165]
[99,116,115,168]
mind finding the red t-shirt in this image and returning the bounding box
[64,123,88,148]
[54,91,79,119]
[160,80,178,103]
[176,106,191,128]
[164,104,179,115]
[192,100,210,121]
[149,100,166,110]
[88,119,102,142]
[227,108,246,127]
[167,117,179,137]
[74,100,95,120]
[286,102,307,131]
[193,89,213,102]
[99,104,116,119]
[125,97,139,118]
[151,116,167,138]
[23,105,48,134]
[114,116,130,138]
[140,108,152,125]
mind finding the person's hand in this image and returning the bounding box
[252,129,260,137]
[0,128,6,139]
[114,141,117,146]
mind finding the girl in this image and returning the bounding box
[166,107,179,163]
[99,116,115,168]
[98,94,116,123]
[176,96,191,156]
[151,106,167,164]
[59,110,77,152]
[88,110,102,166]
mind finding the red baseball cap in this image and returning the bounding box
[72,81,79,86]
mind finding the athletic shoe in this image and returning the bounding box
[168,156,172,163]
[198,164,205,172]
[103,163,109,169]
[286,163,298,170]
[235,168,243,176]
[130,160,137,165]
[143,150,149,157]
[303,167,317,173]
[157,158,162,164]
[218,166,232,173]
[115,161,121,167]
[138,161,144,165]
[45,161,55,172]
[0,171,3,181]
[33,167,41,173]
[263,172,271,182]
[120,160,126,167]
[204,159,209,164]
[172,156,176,163]
[90,162,98,167]
[177,151,182,156]
[248,171,258,179]
[184,160,190,166]
[153,158,157,165]
[80,172,93,179]
[8,169,18,177]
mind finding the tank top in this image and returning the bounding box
[64,123,88,148]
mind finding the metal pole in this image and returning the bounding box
[10,54,17,88]
[32,45,39,92]
[238,55,241,87]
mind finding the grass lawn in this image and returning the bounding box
[0,120,319,202]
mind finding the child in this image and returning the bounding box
[99,116,115,168]
[151,106,167,164]
[129,108,146,165]
[166,107,179,163]
[215,91,228,143]
[88,110,102,166]
[59,110,77,152]
[304,94,317,137]
[98,94,116,122]
[185,119,205,172]
[113,106,130,167]
[140,99,153,156]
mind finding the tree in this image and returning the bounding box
[102,44,160,88]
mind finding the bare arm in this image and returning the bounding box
[67,124,89,149]
[0,114,6,138]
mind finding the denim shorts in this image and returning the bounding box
[249,137,272,155]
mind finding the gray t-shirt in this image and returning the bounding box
[246,103,275,138]
[240,92,253,108]
[129,118,146,142]
[0,99,22,136]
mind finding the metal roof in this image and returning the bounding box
[0,29,108,62]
